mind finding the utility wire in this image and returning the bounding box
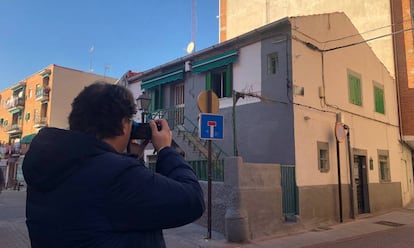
[292,26,414,52]
[292,17,413,44]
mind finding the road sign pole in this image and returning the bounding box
[207,90,212,239]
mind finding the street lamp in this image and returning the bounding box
[136,92,151,123]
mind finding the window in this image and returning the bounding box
[317,142,330,172]
[373,83,385,114]
[267,52,279,74]
[174,83,184,106]
[348,72,362,106]
[25,112,30,121]
[378,152,390,182]
[206,65,232,98]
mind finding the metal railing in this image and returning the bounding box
[148,106,227,181]
[148,159,224,182]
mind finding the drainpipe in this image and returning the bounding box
[336,139,343,223]
[344,124,355,219]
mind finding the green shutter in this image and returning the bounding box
[225,64,231,97]
[374,86,385,114]
[348,74,362,106]
[206,71,212,90]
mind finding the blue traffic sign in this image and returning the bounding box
[199,113,224,140]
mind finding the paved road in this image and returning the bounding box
[0,190,30,248]
[302,223,414,248]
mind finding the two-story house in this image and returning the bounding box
[121,13,412,240]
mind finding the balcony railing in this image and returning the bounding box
[6,97,25,113]
[35,87,50,102]
[6,123,22,134]
[147,106,227,182]
[34,116,47,129]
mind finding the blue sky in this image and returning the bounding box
[0,0,219,90]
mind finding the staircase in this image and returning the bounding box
[148,107,227,181]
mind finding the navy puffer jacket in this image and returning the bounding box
[23,127,205,248]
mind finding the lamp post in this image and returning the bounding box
[137,92,151,123]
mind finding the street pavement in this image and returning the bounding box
[2,189,414,248]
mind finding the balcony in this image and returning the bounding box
[35,87,50,102]
[34,116,48,129]
[6,123,22,134]
[7,97,25,114]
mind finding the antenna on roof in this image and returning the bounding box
[89,45,94,72]
[186,0,197,54]
[104,64,111,77]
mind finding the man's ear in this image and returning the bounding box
[122,118,130,136]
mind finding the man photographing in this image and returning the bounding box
[23,82,205,248]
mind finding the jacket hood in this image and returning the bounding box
[23,127,116,192]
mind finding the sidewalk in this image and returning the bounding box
[164,201,414,248]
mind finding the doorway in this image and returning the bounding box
[354,155,370,214]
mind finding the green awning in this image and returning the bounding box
[9,108,22,114]
[21,133,37,144]
[141,69,184,90]
[192,50,238,73]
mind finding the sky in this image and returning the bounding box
[0,0,219,90]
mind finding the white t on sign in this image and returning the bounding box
[198,113,224,140]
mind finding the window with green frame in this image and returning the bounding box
[373,83,385,114]
[348,73,362,106]
[267,52,279,75]
[205,64,232,98]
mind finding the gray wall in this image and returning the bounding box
[181,34,295,164]
[196,157,283,241]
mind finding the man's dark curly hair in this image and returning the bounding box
[68,81,137,139]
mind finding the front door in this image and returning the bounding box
[354,155,370,214]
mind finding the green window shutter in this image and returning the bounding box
[225,65,232,97]
[206,71,212,90]
[348,74,355,103]
[348,74,362,106]
[158,86,163,110]
[355,78,361,105]
[374,86,385,114]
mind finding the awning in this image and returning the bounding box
[141,69,184,90]
[192,50,238,73]
[9,108,22,114]
[21,133,37,144]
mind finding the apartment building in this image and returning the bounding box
[122,13,412,240]
[0,64,116,188]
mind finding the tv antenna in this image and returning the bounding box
[89,45,94,72]
[104,64,112,77]
[186,0,197,54]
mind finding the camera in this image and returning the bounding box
[130,121,162,140]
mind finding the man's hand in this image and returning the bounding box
[150,119,172,152]
[128,139,149,159]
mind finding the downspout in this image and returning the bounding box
[344,124,355,219]
[390,0,405,143]
[336,138,343,222]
